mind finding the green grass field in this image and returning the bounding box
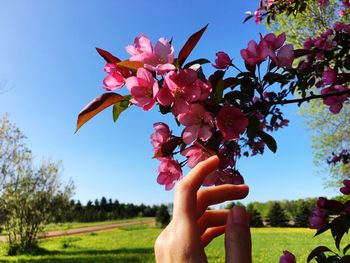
[0,224,349,262]
[43,217,154,232]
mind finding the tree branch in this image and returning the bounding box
[271,89,350,107]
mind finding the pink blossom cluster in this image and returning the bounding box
[298,22,350,114]
[241,32,294,68]
[81,25,348,192]
[249,0,350,25]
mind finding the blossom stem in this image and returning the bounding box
[271,89,350,106]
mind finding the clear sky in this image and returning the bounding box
[0,0,337,205]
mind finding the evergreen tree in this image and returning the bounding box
[267,202,289,227]
[246,204,264,227]
[294,201,312,227]
[156,205,171,227]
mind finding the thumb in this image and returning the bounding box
[225,206,252,263]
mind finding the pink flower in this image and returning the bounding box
[216,105,248,141]
[177,104,214,144]
[213,51,232,69]
[321,85,348,114]
[340,179,350,195]
[102,63,125,91]
[279,251,296,263]
[217,146,236,169]
[157,69,209,115]
[274,44,294,68]
[334,22,347,32]
[263,32,286,52]
[125,68,159,111]
[322,68,337,86]
[203,169,244,186]
[181,143,213,169]
[240,40,269,66]
[266,0,276,7]
[318,0,329,6]
[309,207,327,230]
[157,158,182,190]
[126,34,175,75]
[339,10,346,17]
[150,122,171,155]
[254,11,262,24]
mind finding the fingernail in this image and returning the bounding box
[231,206,249,226]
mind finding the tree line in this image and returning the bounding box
[65,197,167,222]
[227,197,349,227]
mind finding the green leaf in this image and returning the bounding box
[112,95,132,122]
[214,78,225,104]
[343,244,350,255]
[183,58,210,69]
[307,246,333,263]
[257,130,277,153]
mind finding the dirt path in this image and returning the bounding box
[0,219,154,242]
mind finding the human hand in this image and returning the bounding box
[154,155,251,263]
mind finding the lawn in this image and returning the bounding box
[0,224,349,262]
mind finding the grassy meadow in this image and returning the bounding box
[0,224,349,263]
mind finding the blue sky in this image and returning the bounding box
[0,1,337,205]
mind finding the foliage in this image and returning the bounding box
[67,197,162,222]
[251,1,350,261]
[267,202,289,227]
[0,115,74,254]
[265,0,350,189]
[155,204,171,227]
[74,1,350,261]
[247,203,264,227]
[294,201,312,227]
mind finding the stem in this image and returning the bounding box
[230,63,242,73]
[270,89,350,106]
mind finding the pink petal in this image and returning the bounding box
[157,88,173,106]
[182,125,200,145]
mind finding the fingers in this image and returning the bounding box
[182,155,220,194]
[225,206,252,263]
[173,156,219,218]
[196,184,249,217]
[201,225,226,247]
[198,210,229,235]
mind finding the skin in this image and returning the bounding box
[154,156,252,263]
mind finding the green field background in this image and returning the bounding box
[0,225,348,262]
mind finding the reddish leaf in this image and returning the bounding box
[293,49,312,58]
[177,24,208,68]
[117,60,144,72]
[243,15,254,23]
[76,93,125,132]
[96,48,121,63]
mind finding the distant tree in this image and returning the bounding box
[94,199,100,209]
[100,197,107,212]
[246,204,264,227]
[267,202,289,227]
[0,115,74,254]
[294,201,312,227]
[225,201,245,209]
[156,205,171,227]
